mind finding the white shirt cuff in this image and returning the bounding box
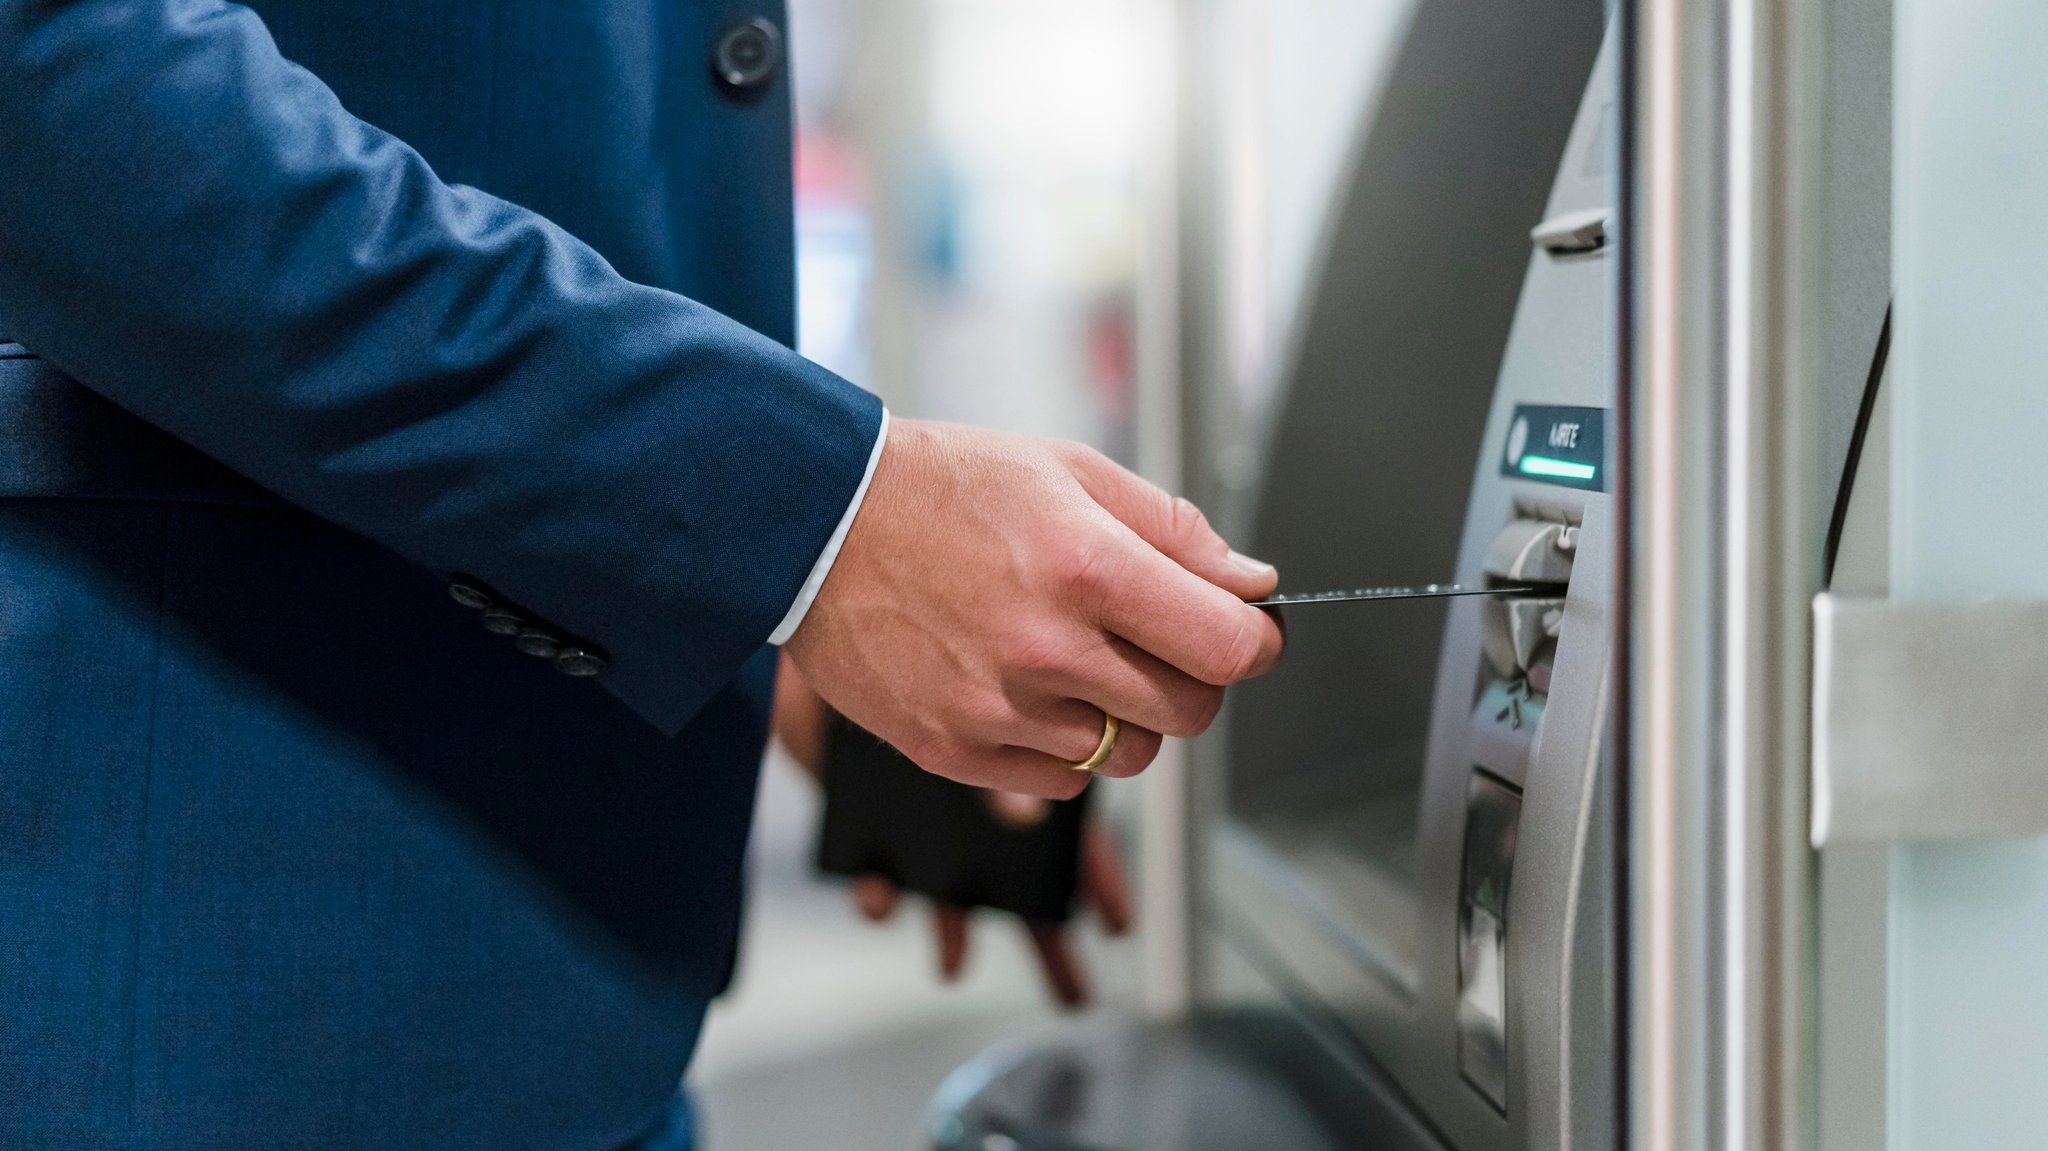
[767,408,890,646]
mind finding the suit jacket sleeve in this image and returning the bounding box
[0,0,885,734]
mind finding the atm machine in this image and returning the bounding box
[929,0,1891,1147]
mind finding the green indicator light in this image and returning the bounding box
[1518,454,1598,481]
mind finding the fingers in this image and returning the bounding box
[1017,633,1224,741]
[1080,822,1133,936]
[907,813,1122,1012]
[984,790,1052,827]
[785,422,1282,802]
[1085,722,1161,780]
[933,905,970,982]
[1026,925,1090,1009]
[925,734,1153,796]
[930,906,1091,1009]
[927,903,1087,1007]
[851,875,900,922]
[972,632,1214,776]
[1073,533,1285,686]
[922,742,1083,798]
[1000,699,1162,781]
[1059,448,1283,685]
[1066,446,1279,601]
[916,702,1163,792]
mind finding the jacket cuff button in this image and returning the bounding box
[554,647,607,677]
[515,627,563,659]
[713,18,782,93]
[480,606,528,636]
[447,575,495,611]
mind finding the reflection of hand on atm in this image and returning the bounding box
[772,654,1132,1009]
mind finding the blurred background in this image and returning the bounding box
[686,2,1419,1148]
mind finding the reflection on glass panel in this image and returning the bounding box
[1198,0,1439,982]
[1212,0,1420,423]
[1200,0,1601,996]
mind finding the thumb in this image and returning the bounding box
[1067,447,1278,601]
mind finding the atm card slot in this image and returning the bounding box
[1481,596,1567,682]
[1484,517,1579,584]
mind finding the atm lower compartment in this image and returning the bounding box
[925,1012,1448,1151]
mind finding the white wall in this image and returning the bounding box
[1890,2,2048,1145]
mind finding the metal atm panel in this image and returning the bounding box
[1211,27,1619,1151]
[927,1,1894,1146]
[926,0,1896,1143]
[1207,0,1891,1142]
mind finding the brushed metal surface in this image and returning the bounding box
[1813,594,2048,843]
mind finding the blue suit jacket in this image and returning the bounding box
[0,0,883,1147]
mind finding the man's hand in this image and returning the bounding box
[784,419,1282,799]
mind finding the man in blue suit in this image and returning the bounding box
[0,1,1283,1147]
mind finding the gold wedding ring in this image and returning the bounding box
[1072,712,1121,772]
